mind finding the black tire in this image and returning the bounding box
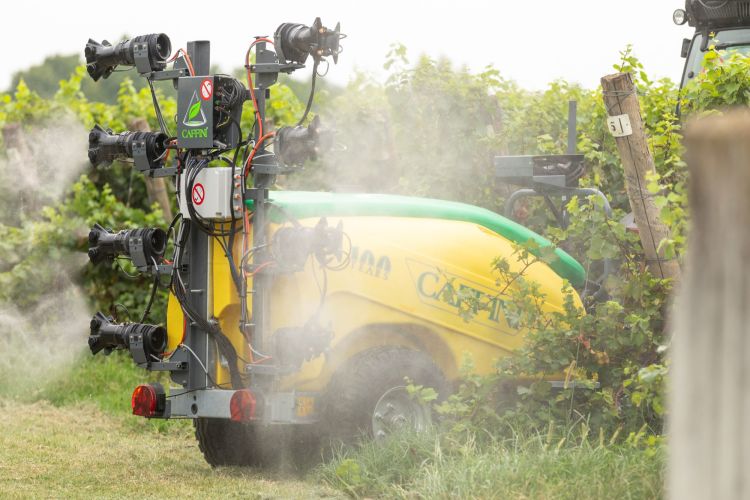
[320,346,447,444]
[194,418,263,467]
[194,418,320,469]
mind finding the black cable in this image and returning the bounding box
[166,212,183,244]
[296,60,320,126]
[140,272,160,323]
[115,258,140,279]
[147,78,171,136]
[322,231,352,271]
[111,303,131,322]
[170,218,246,388]
[166,380,233,399]
[226,152,243,294]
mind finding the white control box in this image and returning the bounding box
[179,167,241,220]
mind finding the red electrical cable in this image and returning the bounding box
[169,48,195,76]
[245,38,274,138]
[243,131,276,176]
[240,38,276,365]
[242,209,251,279]
[249,261,274,277]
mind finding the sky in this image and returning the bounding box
[1,1,695,91]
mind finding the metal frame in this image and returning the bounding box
[496,100,614,293]
[245,41,303,400]
[167,40,312,421]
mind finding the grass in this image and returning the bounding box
[1,356,665,499]
[318,429,665,499]
[15,350,185,433]
[36,351,166,413]
[0,399,340,499]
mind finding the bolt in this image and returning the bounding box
[376,430,386,439]
[374,412,383,421]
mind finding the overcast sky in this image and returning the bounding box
[1,1,694,91]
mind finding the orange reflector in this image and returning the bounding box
[131,383,165,418]
[230,389,256,422]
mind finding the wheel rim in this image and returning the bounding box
[371,386,432,439]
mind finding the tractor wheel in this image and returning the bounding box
[194,418,264,467]
[321,346,447,444]
[194,419,319,469]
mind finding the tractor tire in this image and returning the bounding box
[320,346,447,444]
[194,418,320,469]
[194,418,264,467]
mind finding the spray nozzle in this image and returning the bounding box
[88,312,166,365]
[275,116,332,167]
[274,17,343,65]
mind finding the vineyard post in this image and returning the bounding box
[129,118,173,221]
[600,72,681,284]
[670,110,750,500]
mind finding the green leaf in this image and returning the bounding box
[188,101,201,121]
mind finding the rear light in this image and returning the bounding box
[230,389,256,422]
[131,383,166,418]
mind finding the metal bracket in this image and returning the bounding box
[132,140,151,173]
[250,62,304,75]
[494,154,585,189]
[142,166,177,178]
[251,162,296,176]
[154,264,173,275]
[133,42,152,74]
[129,332,147,365]
[148,68,189,81]
[142,361,188,372]
[244,363,278,375]
[128,234,148,269]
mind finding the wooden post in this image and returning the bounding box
[670,109,750,500]
[601,73,681,285]
[129,119,173,221]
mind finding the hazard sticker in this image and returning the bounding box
[200,78,213,101]
[192,183,205,205]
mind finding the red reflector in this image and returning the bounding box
[131,384,163,417]
[230,389,256,422]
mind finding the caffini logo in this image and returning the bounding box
[183,90,207,127]
[406,258,514,332]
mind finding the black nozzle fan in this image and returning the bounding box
[88,223,167,270]
[85,33,171,81]
[88,124,168,169]
[88,312,167,363]
[275,18,342,65]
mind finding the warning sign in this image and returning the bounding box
[192,183,205,205]
[200,78,213,101]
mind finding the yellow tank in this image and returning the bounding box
[166,191,585,393]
